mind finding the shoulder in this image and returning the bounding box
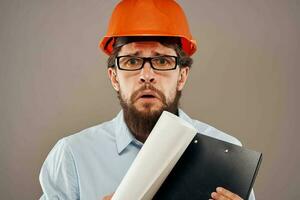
[61,116,118,149]
[43,111,126,165]
[41,119,116,174]
[192,119,242,146]
[179,109,242,146]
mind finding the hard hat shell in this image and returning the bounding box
[99,0,197,56]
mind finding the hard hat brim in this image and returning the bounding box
[99,34,197,56]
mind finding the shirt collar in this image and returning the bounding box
[114,109,195,154]
[114,110,135,154]
[178,109,196,126]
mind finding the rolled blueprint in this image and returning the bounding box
[112,111,197,200]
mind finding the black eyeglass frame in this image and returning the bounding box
[115,55,178,71]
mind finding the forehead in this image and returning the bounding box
[118,41,177,56]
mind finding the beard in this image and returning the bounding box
[118,84,181,143]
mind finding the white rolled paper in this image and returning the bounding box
[112,111,197,200]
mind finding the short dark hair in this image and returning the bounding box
[107,36,193,69]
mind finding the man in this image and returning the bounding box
[39,1,255,200]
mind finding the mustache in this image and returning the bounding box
[130,84,167,105]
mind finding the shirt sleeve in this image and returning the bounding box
[39,138,80,200]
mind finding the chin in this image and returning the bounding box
[135,103,163,114]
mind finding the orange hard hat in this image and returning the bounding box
[99,0,197,56]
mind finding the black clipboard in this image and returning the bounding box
[153,133,262,200]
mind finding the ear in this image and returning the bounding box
[108,68,119,91]
[177,67,190,91]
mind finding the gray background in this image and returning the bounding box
[0,0,299,199]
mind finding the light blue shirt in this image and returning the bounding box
[39,109,255,200]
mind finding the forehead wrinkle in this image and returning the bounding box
[120,42,176,57]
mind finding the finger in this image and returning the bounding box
[211,191,229,200]
[216,187,243,200]
[102,193,113,200]
[102,196,111,200]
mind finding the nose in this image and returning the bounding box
[139,62,156,84]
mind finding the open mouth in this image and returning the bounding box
[140,94,156,98]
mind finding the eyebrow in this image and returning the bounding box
[120,52,140,57]
[119,51,170,57]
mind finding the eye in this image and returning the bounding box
[152,56,174,67]
[118,56,143,70]
[128,58,138,65]
[157,57,168,65]
[124,57,142,66]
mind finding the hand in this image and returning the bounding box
[210,187,243,200]
[102,193,114,200]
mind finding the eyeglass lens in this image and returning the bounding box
[117,56,177,71]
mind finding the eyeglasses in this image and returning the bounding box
[115,55,178,71]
